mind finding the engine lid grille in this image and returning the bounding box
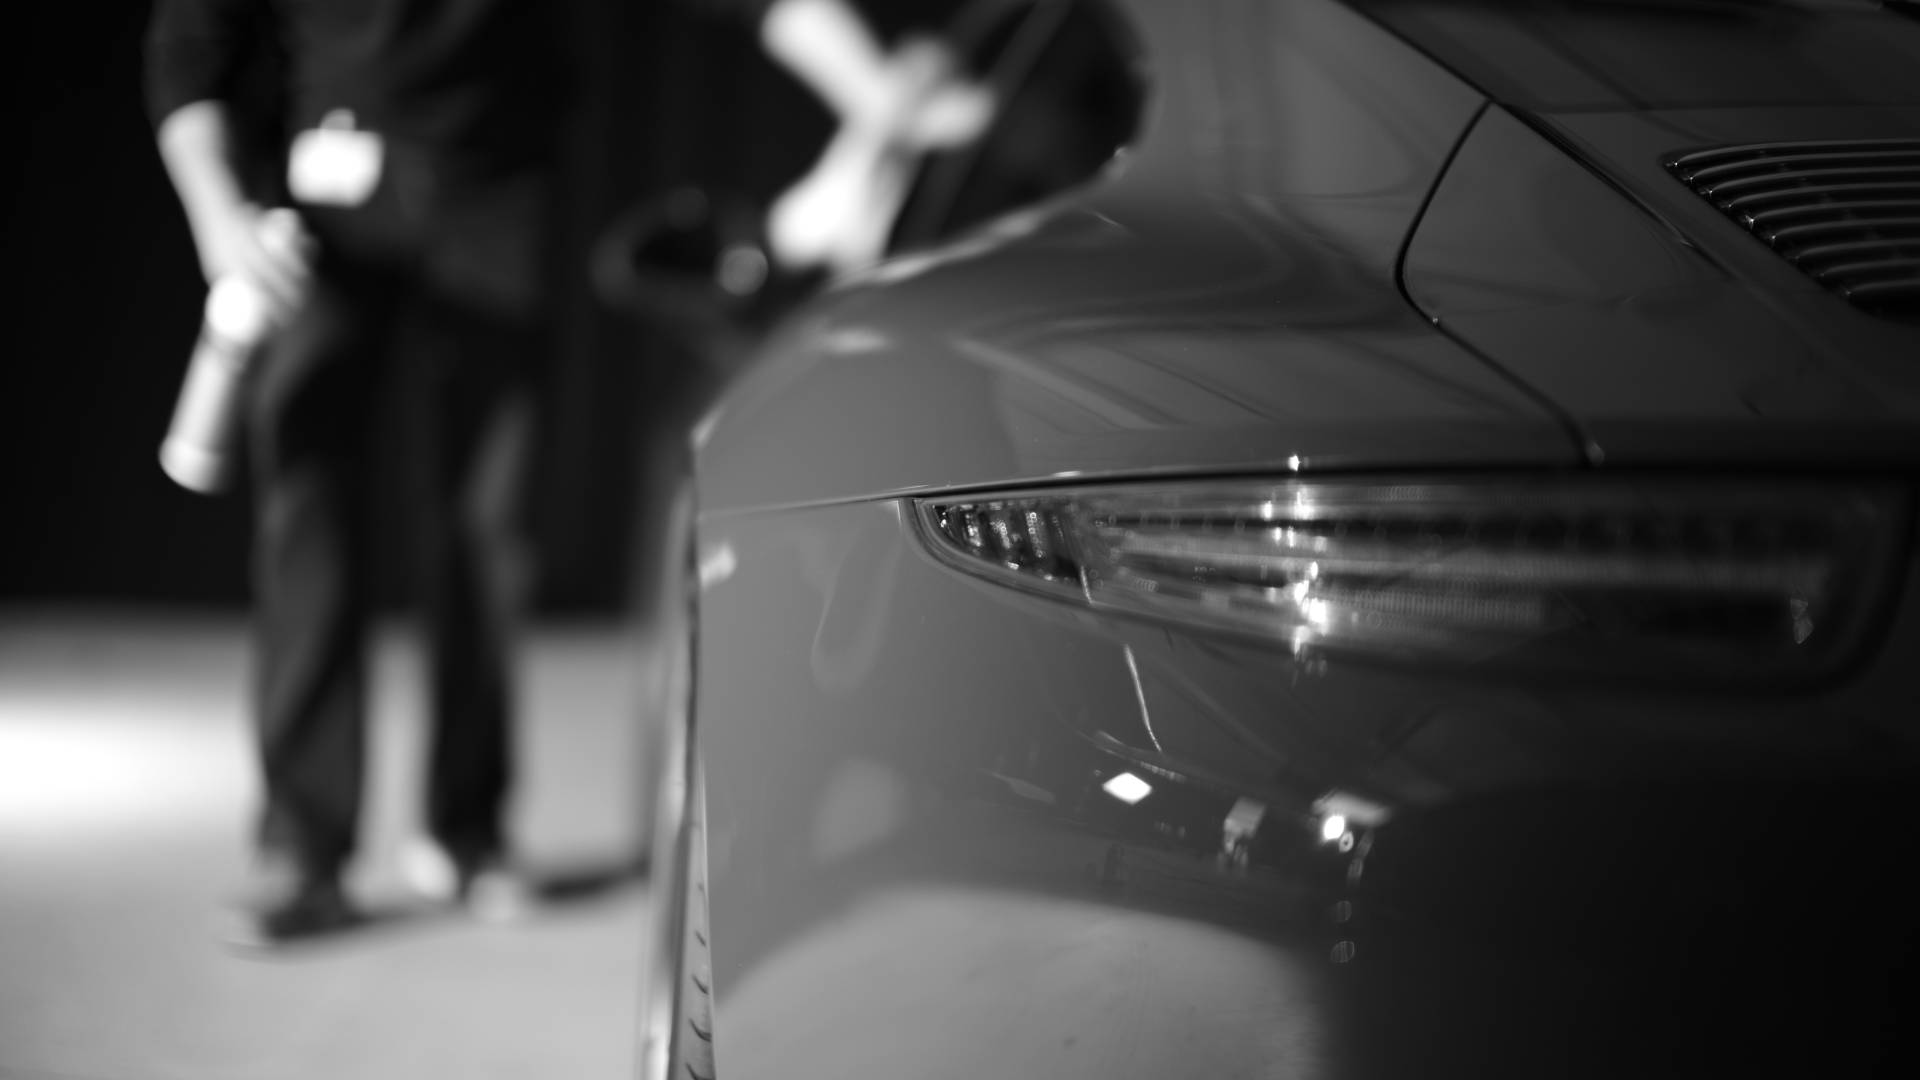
[1669,138,1920,317]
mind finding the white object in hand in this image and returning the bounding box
[159,275,279,494]
[288,109,385,207]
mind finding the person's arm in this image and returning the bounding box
[146,0,310,309]
[155,102,310,308]
[757,0,992,148]
[706,0,997,272]
[758,0,896,130]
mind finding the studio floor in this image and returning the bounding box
[0,611,657,1080]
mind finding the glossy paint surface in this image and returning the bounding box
[1406,103,1920,465]
[684,0,1920,1076]
[1350,0,1920,114]
[696,493,1920,1077]
[695,0,1588,515]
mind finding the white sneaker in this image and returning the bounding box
[399,838,462,904]
[399,839,535,924]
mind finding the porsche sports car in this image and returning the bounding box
[616,1,1920,1077]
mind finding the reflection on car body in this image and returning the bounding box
[615,1,1920,1077]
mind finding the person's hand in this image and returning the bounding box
[864,38,996,152]
[767,122,916,275]
[189,202,315,317]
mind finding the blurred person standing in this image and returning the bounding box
[145,0,564,946]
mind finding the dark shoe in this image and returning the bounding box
[224,865,361,949]
[401,838,536,923]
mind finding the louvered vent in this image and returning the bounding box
[1669,139,1920,317]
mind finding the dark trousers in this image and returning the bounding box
[247,147,551,877]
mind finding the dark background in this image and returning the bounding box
[0,0,956,615]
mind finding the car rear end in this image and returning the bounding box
[685,1,1920,1076]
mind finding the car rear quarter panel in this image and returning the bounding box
[694,491,1920,1078]
[687,1,1920,1075]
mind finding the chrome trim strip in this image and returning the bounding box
[1684,150,1920,184]
[1672,138,1920,168]
[1767,219,1920,245]
[1748,199,1920,227]
[1706,166,1920,198]
[1789,238,1920,265]
[1723,182,1920,213]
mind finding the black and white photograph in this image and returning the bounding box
[4,1,1919,1078]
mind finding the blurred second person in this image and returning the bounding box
[146,0,565,946]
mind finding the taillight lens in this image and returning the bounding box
[916,478,1906,683]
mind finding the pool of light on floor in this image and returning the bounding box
[0,693,248,839]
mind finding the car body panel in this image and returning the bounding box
[695,0,1598,516]
[680,0,1920,1076]
[696,491,1920,1076]
[1405,103,1920,466]
[1350,0,1920,116]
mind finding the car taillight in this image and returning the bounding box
[916,478,1906,683]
